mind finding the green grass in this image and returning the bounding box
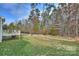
[0,35,78,56]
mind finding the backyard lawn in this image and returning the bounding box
[0,34,78,56]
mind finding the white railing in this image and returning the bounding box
[2,30,21,36]
[0,30,21,42]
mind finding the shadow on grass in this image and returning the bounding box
[2,36,16,41]
[2,35,22,41]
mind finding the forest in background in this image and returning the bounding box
[2,3,79,38]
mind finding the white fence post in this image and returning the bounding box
[0,17,2,42]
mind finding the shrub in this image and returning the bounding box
[49,27,59,36]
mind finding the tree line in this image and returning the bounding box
[3,3,79,37]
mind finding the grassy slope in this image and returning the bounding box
[0,35,78,56]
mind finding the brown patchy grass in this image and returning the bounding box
[23,34,77,52]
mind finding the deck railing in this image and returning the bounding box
[0,30,21,42]
[2,30,21,36]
